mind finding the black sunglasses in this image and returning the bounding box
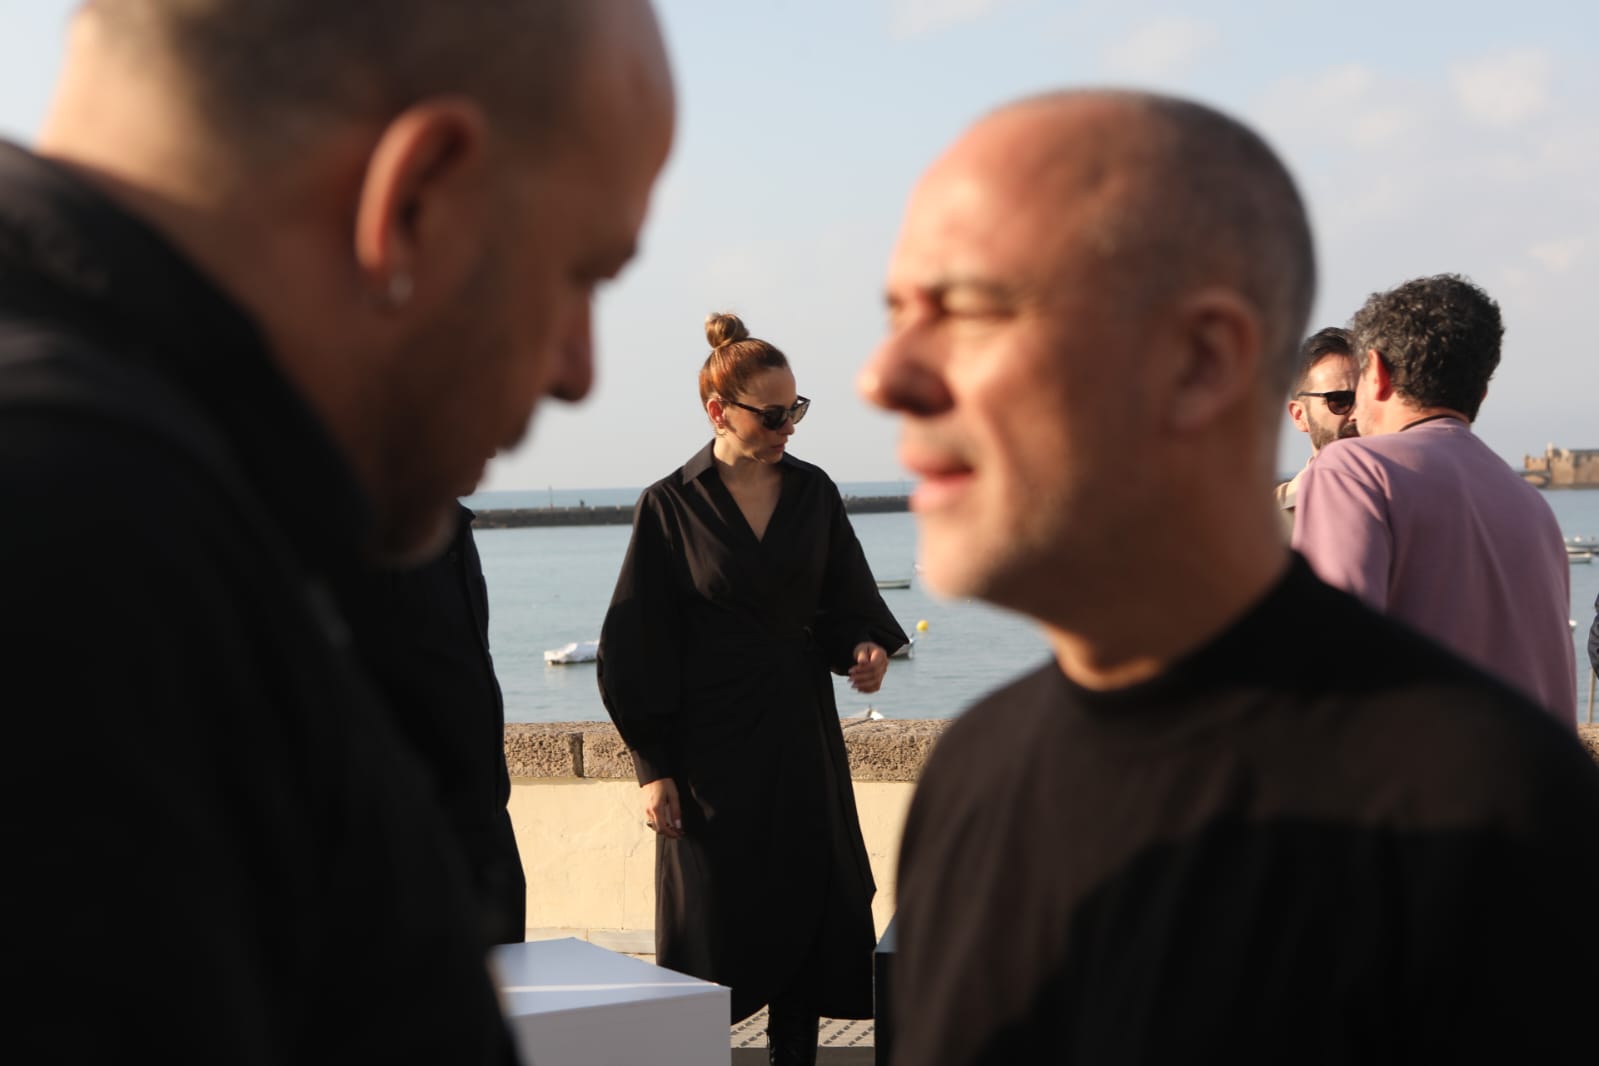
[723,395,810,431]
[1296,390,1355,416]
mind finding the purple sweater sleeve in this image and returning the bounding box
[1291,448,1393,610]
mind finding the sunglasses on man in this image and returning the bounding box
[723,396,810,431]
[1296,390,1354,417]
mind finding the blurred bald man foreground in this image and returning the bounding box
[0,1,672,1062]
[861,90,1599,1065]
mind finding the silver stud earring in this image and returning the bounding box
[384,272,414,309]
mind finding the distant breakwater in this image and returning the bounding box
[472,494,910,529]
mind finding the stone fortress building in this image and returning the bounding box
[1522,444,1599,488]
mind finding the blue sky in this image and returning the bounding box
[2,1,1594,490]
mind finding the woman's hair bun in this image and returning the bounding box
[705,311,750,349]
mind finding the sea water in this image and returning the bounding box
[465,486,1599,725]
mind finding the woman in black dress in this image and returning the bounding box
[598,312,907,1065]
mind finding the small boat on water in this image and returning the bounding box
[890,636,915,660]
[1572,552,1594,565]
[876,577,912,590]
[544,639,599,665]
[1566,535,1597,564]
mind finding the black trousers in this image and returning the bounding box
[766,985,820,1066]
[766,884,830,1066]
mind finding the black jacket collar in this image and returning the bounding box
[0,141,371,572]
[680,438,798,484]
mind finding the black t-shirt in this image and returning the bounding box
[893,557,1599,1065]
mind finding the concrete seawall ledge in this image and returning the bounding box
[505,720,1599,954]
[1577,722,1599,763]
[505,720,952,781]
[508,720,1599,780]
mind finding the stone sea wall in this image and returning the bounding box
[512,719,1599,780]
[506,719,944,781]
[507,721,1599,944]
[507,720,940,941]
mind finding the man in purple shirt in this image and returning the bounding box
[1294,274,1574,724]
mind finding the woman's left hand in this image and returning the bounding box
[848,642,889,693]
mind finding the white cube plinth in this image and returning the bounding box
[491,937,730,1066]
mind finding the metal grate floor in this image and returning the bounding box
[730,1008,875,1049]
[620,954,877,1059]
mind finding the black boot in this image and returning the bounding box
[766,1001,820,1066]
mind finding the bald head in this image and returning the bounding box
[45,0,675,564]
[947,91,1315,396]
[80,0,604,152]
[863,90,1312,664]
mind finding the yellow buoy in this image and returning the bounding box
[916,619,929,632]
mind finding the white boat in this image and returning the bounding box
[544,639,599,664]
[1567,535,1598,556]
[1571,551,1594,565]
[890,636,915,660]
[876,577,912,590]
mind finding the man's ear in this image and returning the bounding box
[1287,398,1309,433]
[1161,287,1263,433]
[352,98,491,309]
[1364,349,1394,403]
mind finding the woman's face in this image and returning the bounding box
[714,365,800,465]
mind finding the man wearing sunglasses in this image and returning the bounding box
[1294,274,1574,725]
[1273,326,1357,526]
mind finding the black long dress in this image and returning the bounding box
[597,442,908,1021]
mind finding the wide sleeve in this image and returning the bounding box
[596,489,685,785]
[1292,450,1394,610]
[810,483,910,675]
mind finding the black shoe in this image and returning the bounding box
[766,1010,819,1066]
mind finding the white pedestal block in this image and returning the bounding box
[491,937,730,1066]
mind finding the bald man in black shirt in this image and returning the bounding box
[859,89,1599,1065]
